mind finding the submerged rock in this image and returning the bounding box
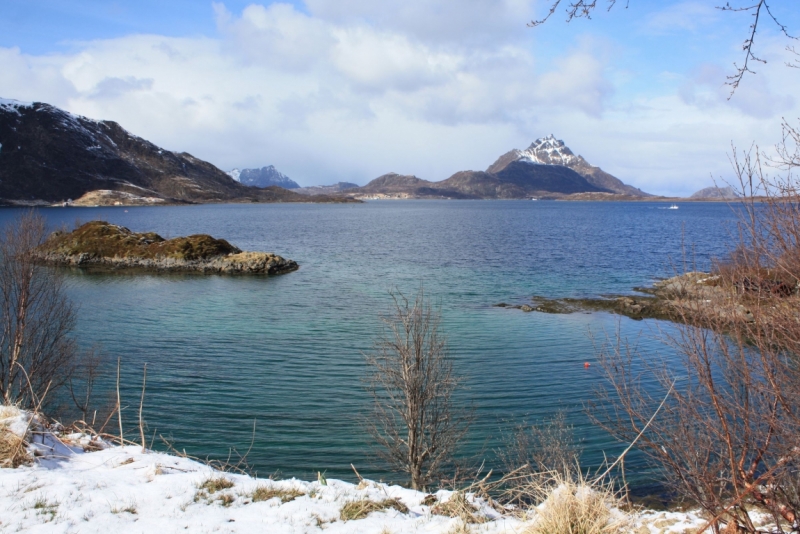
[36,221,298,275]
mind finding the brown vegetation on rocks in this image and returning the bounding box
[35,221,298,275]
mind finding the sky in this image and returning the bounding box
[0,0,798,195]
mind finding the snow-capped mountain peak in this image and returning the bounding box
[516,135,581,167]
[226,166,300,189]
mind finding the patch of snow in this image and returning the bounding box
[513,134,582,168]
[1,409,734,533]
[0,98,33,115]
[227,168,241,182]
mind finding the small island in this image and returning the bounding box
[35,221,299,275]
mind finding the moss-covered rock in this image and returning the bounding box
[36,221,297,275]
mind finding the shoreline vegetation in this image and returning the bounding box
[34,221,299,275]
[496,271,749,324]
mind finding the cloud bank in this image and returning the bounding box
[0,1,797,195]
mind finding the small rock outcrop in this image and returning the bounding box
[35,221,298,275]
[690,186,739,200]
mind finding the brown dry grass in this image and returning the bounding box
[522,472,632,534]
[250,485,304,503]
[340,498,409,521]
[431,492,485,524]
[41,221,241,261]
[198,476,235,494]
[0,406,32,468]
[0,425,31,468]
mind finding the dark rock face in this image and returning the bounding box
[0,99,352,204]
[235,166,300,189]
[491,161,609,195]
[36,221,298,275]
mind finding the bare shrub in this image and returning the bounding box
[0,212,79,408]
[364,288,471,490]
[592,128,800,533]
[497,412,582,481]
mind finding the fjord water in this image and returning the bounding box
[0,201,737,489]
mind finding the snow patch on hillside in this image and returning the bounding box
[227,168,241,182]
[0,98,33,115]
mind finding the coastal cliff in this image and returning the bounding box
[35,221,298,275]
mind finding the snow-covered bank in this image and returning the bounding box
[0,407,713,533]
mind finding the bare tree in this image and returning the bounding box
[363,289,471,490]
[0,212,79,408]
[530,0,796,96]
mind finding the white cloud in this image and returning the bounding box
[0,1,796,197]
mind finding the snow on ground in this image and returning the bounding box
[0,407,720,533]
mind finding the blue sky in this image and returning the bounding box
[1,0,798,194]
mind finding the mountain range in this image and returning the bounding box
[0,99,350,205]
[349,135,649,199]
[227,166,300,189]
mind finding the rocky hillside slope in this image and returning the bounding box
[0,99,351,205]
[486,135,649,197]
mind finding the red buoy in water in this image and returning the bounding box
[584,362,590,368]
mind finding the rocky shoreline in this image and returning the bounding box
[35,221,298,275]
[497,272,753,324]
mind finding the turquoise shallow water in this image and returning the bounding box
[0,201,738,491]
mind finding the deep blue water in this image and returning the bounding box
[0,200,738,490]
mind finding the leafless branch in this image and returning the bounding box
[363,288,472,490]
[0,212,81,409]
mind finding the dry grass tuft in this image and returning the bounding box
[198,476,235,494]
[0,425,31,468]
[0,407,32,469]
[445,520,472,534]
[432,492,485,524]
[340,498,409,521]
[523,472,632,534]
[250,485,305,503]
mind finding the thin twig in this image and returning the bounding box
[594,379,676,482]
[116,357,123,446]
[138,363,147,454]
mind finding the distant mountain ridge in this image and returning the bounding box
[294,182,359,196]
[351,135,648,199]
[228,166,300,189]
[0,98,352,205]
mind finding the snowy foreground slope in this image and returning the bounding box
[1,407,711,533]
